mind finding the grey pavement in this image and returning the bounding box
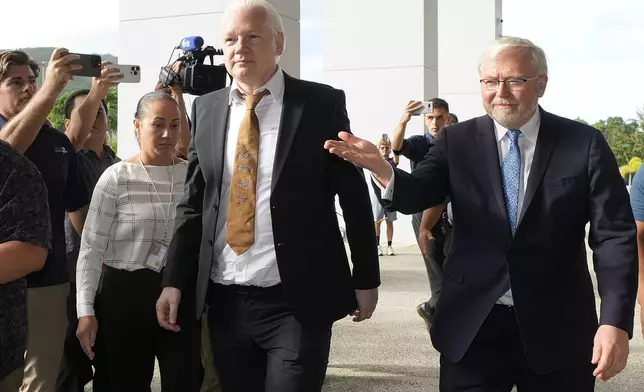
[88,244,643,391]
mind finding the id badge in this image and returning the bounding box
[144,241,168,272]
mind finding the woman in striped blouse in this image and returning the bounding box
[75,91,201,391]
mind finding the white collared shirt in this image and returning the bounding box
[378,109,541,305]
[210,67,285,287]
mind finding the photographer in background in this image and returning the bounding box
[0,48,89,392]
[155,60,191,160]
[56,63,122,392]
[370,136,399,256]
[390,98,450,331]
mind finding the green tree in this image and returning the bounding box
[47,88,118,150]
[636,105,644,132]
[593,116,643,166]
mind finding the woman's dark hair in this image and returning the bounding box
[134,91,177,120]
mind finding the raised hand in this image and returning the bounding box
[324,131,393,185]
[400,100,424,124]
[42,48,81,95]
[90,61,123,99]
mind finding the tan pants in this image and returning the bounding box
[0,368,23,392]
[20,283,69,392]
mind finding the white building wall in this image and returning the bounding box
[117,0,499,245]
[117,0,300,159]
[321,0,439,246]
[437,0,502,123]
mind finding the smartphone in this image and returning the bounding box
[66,53,102,77]
[411,101,432,116]
[381,133,389,142]
[113,64,142,83]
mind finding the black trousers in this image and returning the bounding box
[92,266,202,392]
[56,281,94,392]
[207,283,332,392]
[439,305,595,392]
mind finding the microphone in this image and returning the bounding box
[178,36,204,52]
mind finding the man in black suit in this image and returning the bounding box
[325,36,638,391]
[155,1,380,391]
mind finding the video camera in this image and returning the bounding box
[159,36,230,96]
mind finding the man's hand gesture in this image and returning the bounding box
[324,132,393,186]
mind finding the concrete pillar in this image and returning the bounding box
[321,0,438,245]
[117,0,301,158]
[438,0,502,122]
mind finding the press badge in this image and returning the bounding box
[144,241,168,272]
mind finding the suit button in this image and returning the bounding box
[277,243,284,247]
[213,205,218,212]
[272,206,277,210]
[208,240,213,246]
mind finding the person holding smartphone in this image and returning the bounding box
[370,136,399,256]
[0,48,90,392]
[390,98,451,330]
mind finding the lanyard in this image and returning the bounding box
[138,155,175,242]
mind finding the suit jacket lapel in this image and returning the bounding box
[211,88,231,192]
[272,73,305,192]
[476,115,509,226]
[519,108,559,222]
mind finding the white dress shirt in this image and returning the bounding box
[211,68,285,287]
[379,109,541,305]
[76,161,188,317]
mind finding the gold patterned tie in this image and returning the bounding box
[226,89,269,255]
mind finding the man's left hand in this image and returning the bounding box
[592,324,629,381]
[351,288,378,322]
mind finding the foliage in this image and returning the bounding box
[581,116,644,168]
[619,157,643,180]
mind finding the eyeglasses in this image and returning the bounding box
[479,76,541,91]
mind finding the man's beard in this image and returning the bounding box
[491,101,537,129]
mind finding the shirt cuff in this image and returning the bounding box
[371,166,395,200]
[77,291,96,318]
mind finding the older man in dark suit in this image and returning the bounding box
[155,1,380,391]
[325,36,638,391]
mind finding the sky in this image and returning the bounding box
[0,0,642,124]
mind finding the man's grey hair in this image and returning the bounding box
[478,36,549,77]
[222,0,285,36]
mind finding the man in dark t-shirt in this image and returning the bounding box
[0,140,51,390]
[57,85,121,392]
[390,98,450,330]
[0,49,89,391]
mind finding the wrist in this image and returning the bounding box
[40,80,64,99]
[87,88,107,102]
[374,158,393,183]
